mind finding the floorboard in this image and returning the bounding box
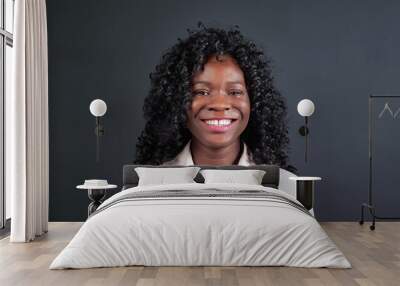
[1,222,399,286]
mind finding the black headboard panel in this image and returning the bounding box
[122,164,280,190]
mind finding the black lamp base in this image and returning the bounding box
[298,126,309,136]
[296,180,314,210]
[87,189,106,217]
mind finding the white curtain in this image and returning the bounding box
[7,0,49,242]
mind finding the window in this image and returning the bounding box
[1,0,14,230]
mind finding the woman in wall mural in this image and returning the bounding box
[135,22,293,170]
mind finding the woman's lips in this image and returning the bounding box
[200,118,238,133]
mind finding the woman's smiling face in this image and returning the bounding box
[186,54,251,149]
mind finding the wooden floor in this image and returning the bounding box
[0,222,399,286]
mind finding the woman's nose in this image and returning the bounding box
[207,92,231,111]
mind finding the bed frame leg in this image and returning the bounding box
[359,204,364,225]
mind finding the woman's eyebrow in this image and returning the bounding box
[226,80,245,85]
[193,80,244,85]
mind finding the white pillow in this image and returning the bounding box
[135,167,201,186]
[200,169,266,185]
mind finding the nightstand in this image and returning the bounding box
[289,177,321,210]
[76,180,117,217]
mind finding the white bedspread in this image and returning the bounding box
[50,183,351,269]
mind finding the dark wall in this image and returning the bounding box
[47,0,400,221]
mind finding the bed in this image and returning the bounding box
[49,165,351,269]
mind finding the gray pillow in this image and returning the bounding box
[200,169,266,185]
[123,164,280,189]
[135,166,201,186]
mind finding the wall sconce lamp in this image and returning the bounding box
[297,99,315,163]
[89,99,107,162]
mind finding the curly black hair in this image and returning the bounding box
[134,22,292,169]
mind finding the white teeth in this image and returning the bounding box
[205,119,232,126]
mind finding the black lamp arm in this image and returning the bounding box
[94,116,105,162]
[298,116,310,163]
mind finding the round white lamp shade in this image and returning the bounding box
[89,99,107,117]
[297,99,315,117]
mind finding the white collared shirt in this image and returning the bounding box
[162,139,254,166]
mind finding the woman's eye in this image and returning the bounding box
[229,90,244,96]
[194,90,209,96]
